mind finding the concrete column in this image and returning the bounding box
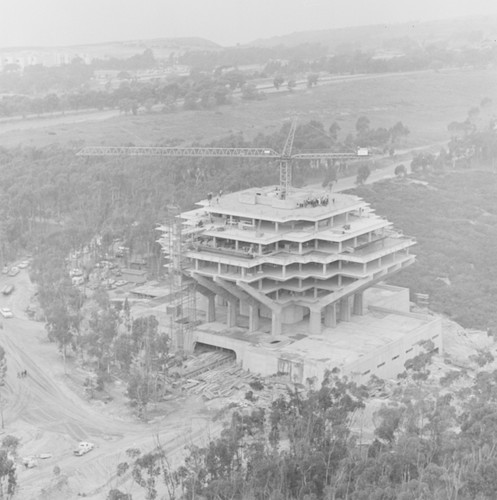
[207,294,216,322]
[353,292,364,316]
[227,301,237,327]
[324,303,337,328]
[309,308,321,335]
[271,310,282,337]
[340,297,351,321]
[249,304,259,332]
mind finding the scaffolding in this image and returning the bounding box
[159,204,197,352]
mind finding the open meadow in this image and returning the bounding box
[0,67,496,149]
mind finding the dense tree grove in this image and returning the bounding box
[447,98,497,167]
[0,435,19,498]
[109,363,497,500]
[354,168,497,330]
[0,119,394,261]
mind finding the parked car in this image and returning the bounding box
[17,261,29,269]
[1,284,14,296]
[0,308,13,318]
[72,276,85,286]
[2,266,8,274]
[8,267,19,277]
[21,456,37,469]
[73,441,94,456]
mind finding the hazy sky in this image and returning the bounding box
[2,0,497,48]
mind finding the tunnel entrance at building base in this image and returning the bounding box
[184,342,237,378]
[194,342,236,360]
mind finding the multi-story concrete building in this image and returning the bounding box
[179,186,415,334]
[157,185,441,384]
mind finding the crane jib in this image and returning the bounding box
[77,147,281,158]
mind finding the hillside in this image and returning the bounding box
[247,15,497,51]
[0,36,220,60]
[353,170,497,330]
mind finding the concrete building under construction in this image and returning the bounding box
[157,185,442,384]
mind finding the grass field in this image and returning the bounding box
[1,67,496,150]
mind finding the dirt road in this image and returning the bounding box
[0,270,217,499]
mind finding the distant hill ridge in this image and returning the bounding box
[245,15,497,51]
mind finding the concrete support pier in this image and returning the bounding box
[271,311,282,336]
[227,301,238,327]
[324,303,337,328]
[207,294,216,322]
[249,304,259,332]
[340,297,352,322]
[353,292,365,316]
[309,308,322,335]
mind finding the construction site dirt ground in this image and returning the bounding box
[0,269,228,499]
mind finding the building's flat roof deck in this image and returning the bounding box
[278,311,431,367]
[188,187,368,223]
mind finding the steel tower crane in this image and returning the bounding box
[77,119,370,350]
[77,119,369,200]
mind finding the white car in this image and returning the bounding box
[8,267,19,277]
[0,308,13,318]
[17,261,29,269]
[72,276,85,286]
[21,456,37,468]
[73,441,94,456]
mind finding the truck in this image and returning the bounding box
[73,441,94,456]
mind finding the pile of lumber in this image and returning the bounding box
[182,355,256,400]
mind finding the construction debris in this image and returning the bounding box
[179,350,257,400]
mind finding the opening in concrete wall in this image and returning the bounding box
[193,341,237,362]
